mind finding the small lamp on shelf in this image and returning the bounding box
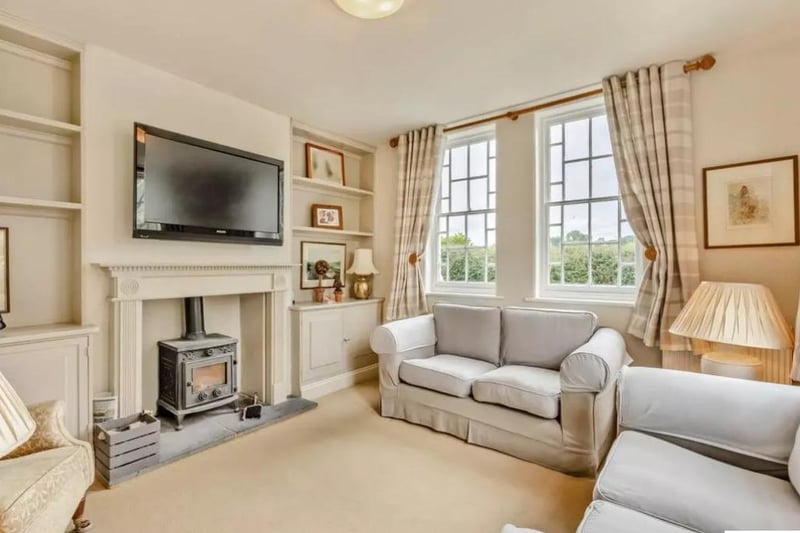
[669,281,793,381]
[347,249,379,300]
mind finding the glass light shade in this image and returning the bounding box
[333,0,404,19]
[669,281,793,350]
[347,249,379,276]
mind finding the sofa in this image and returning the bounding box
[577,366,800,532]
[0,370,93,533]
[369,303,630,476]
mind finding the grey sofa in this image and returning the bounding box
[369,303,629,476]
[577,366,800,532]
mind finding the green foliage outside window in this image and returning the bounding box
[549,230,637,287]
[440,234,496,283]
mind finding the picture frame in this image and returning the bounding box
[311,204,343,230]
[300,241,346,290]
[0,227,8,313]
[306,143,346,186]
[703,155,799,249]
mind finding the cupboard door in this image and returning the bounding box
[343,303,380,360]
[304,310,344,382]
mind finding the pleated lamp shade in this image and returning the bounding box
[346,249,379,276]
[669,282,793,350]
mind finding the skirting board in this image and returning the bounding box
[301,364,378,400]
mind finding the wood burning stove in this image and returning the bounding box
[157,297,239,430]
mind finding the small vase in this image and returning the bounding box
[312,287,325,303]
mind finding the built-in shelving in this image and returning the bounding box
[0,108,80,136]
[0,195,82,211]
[292,226,374,238]
[291,175,374,199]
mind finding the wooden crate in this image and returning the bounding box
[94,412,160,486]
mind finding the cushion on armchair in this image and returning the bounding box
[501,308,597,369]
[0,371,35,458]
[433,304,501,364]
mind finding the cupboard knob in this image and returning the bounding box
[343,337,351,343]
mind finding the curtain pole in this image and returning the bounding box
[388,54,715,148]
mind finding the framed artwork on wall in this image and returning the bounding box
[703,155,799,249]
[311,204,343,230]
[306,143,346,186]
[300,241,346,289]
[0,227,8,313]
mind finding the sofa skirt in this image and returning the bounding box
[382,384,599,476]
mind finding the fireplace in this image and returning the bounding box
[157,297,239,430]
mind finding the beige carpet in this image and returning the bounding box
[87,382,593,533]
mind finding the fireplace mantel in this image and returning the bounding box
[99,263,298,416]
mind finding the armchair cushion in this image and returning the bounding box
[790,424,800,495]
[473,365,561,419]
[560,328,628,392]
[433,303,501,364]
[0,371,35,458]
[4,401,80,459]
[399,354,496,398]
[501,308,597,369]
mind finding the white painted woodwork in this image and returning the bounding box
[292,298,382,398]
[0,324,97,438]
[292,176,374,199]
[100,264,297,416]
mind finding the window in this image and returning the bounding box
[537,99,638,301]
[432,128,497,292]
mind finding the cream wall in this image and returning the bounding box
[375,38,800,370]
[81,45,293,394]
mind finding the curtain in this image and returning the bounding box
[602,62,700,351]
[386,125,444,321]
[792,293,800,381]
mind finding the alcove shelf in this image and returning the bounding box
[0,107,81,136]
[0,195,82,211]
[292,226,374,238]
[291,175,374,199]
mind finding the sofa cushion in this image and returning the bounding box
[0,371,35,458]
[433,304,501,364]
[501,308,597,369]
[399,354,496,398]
[473,365,561,419]
[577,501,693,533]
[790,423,800,496]
[595,431,800,532]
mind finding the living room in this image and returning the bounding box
[0,1,799,532]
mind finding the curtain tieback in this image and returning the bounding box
[644,246,657,261]
[408,253,421,265]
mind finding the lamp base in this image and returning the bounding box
[352,276,371,300]
[700,351,764,381]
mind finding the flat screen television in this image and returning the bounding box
[133,123,284,246]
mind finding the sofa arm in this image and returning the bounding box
[619,367,800,471]
[371,314,436,387]
[4,401,85,459]
[560,328,629,393]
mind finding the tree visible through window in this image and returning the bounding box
[543,105,637,294]
[436,133,496,287]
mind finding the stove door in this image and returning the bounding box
[185,357,233,407]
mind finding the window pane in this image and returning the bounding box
[440,167,450,196]
[592,157,618,198]
[621,264,636,286]
[487,213,496,229]
[442,149,450,166]
[487,256,497,282]
[439,248,447,281]
[550,124,562,144]
[591,115,612,156]
[549,205,561,225]
[467,214,486,246]
[448,215,465,242]
[489,193,496,209]
[591,243,619,286]
[469,178,488,210]
[451,145,468,179]
[550,184,563,202]
[564,203,588,243]
[469,142,488,177]
[564,118,589,160]
[487,229,496,247]
[467,249,486,282]
[448,249,466,282]
[439,217,447,233]
[488,159,496,192]
[591,200,619,243]
[440,198,449,214]
[549,145,563,182]
[549,224,562,246]
[489,139,496,157]
[550,264,562,284]
[451,180,467,212]
[549,234,562,262]
[620,222,635,262]
[565,161,590,200]
[563,245,589,284]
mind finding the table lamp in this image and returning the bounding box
[346,249,379,300]
[669,281,793,380]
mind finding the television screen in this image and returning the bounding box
[133,124,283,245]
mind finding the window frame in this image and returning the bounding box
[428,126,497,296]
[534,97,641,303]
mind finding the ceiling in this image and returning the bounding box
[1,0,799,144]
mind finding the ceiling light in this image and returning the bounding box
[333,0,404,19]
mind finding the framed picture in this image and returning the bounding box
[300,241,346,289]
[306,143,346,186]
[0,227,8,313]
[703,155,799,249]
[311,204,343,230]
